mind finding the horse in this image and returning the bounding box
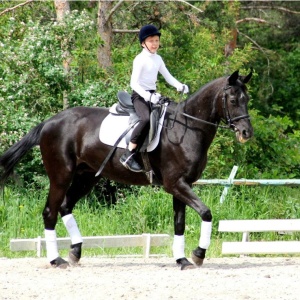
[0,70,253,270]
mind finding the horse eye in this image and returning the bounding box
[229,95,236,104]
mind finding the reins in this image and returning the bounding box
[165,84,249,131]
[164,86,186,130]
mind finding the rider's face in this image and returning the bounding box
[142,35,160,54]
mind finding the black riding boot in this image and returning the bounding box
[120,149,143,172]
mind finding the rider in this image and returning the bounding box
[120,24,189,172]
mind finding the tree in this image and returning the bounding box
[97,0,114,69]
[54,0,71,109]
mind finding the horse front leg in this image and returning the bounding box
[173,197,195,270]
[166,179,212,268]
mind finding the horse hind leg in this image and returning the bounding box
[60,172,101,265]
[43,182,71,268]
[61,213,83,266]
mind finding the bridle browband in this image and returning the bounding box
[168,84,250,131]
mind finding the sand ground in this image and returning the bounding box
[1,256,300,300]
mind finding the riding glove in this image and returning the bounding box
[150,93,161,104]
[177,84,189,94]
[143,91,152,102]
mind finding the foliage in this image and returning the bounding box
[205,109,300,179]
[237,1,300,127]
[269,47,300,123]
[242,110,300,178]
[0,10,106,178]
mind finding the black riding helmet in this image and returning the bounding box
[139,25,161,44]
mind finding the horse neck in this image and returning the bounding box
[181,77,225,123]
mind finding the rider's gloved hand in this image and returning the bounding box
[150,93,161,104]
[177,84,189,94]
[144,91,152,102]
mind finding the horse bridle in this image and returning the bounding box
[220,85,250,130]
[169,85,250,131]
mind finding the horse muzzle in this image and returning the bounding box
[234,123,253,144]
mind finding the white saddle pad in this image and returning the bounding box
[99,103,168,152]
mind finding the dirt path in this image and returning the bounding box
[1,256,300,300]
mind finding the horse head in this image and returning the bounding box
[221,70,253,143]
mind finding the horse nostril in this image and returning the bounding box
[243,128,253,139]
[243,129,249,138]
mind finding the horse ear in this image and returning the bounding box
[228,70,239,86]
[241,69,253,84]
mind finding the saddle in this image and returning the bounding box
[110,91,167,150]
[115,91,135,115]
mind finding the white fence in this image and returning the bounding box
[196,166,300,255]
[10,233,170,258]
[219,219,300,255]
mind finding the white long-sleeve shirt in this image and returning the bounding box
[130,48,182,101]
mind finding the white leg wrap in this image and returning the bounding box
[44,229,59,262]
[62,214,83,245]
[199,221,212,249]
[172,235,185,260]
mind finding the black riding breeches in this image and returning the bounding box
[130,91,152,145]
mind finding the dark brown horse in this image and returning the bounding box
[0,70,253,269]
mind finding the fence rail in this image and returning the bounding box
[194,165,300,203]
[195,179,300,186]
[10,233,170,258]
[219,219,300,255]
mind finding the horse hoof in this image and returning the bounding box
[50,257,69,269]
[191,251,204,267]
[68,251,80,265]
[176,258,196,270]
[68,242,82,266]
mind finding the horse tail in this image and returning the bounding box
[0,121,46,186]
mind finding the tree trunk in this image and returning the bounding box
[97,0,113,69]
[54,0,71,109]
[54,0,70,22]
[224,28,238,58]
[224,0,238,58]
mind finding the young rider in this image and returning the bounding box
[120,24,189,172]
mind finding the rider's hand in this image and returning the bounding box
[144,91,152,102]
[177,84,189,94]
[150,93,161,104]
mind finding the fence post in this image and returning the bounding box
[142,233,151,258]
[36,236,42,257]
[220,165,238,203]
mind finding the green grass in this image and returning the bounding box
[0,182,299,259]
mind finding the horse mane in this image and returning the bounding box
[176,76,227,118]
[188,76,227,102]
